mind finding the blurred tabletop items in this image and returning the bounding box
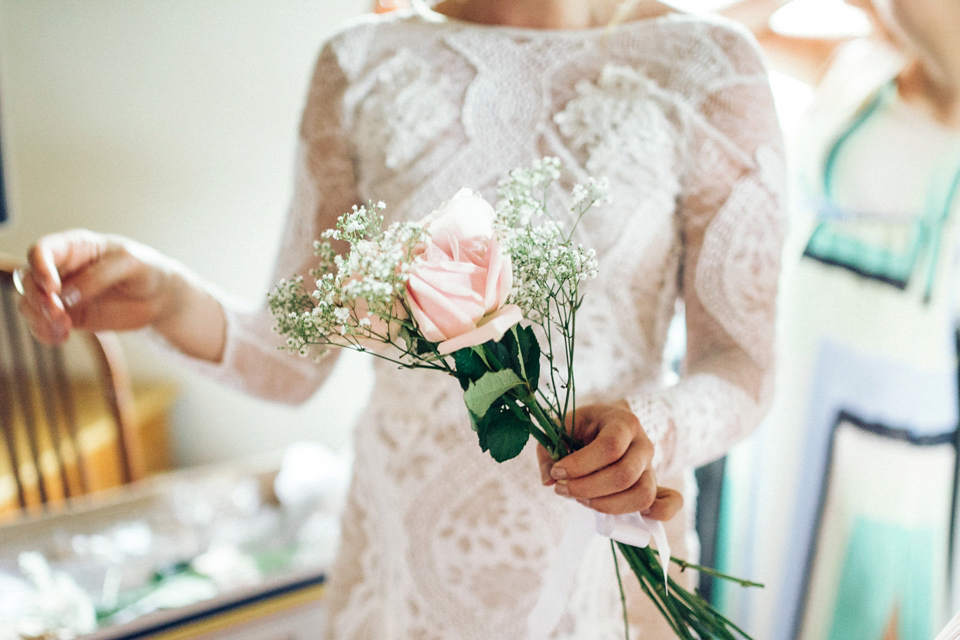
[0,442,349,640]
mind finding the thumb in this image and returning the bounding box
[643,487,684,522]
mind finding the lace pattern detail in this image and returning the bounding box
[694,144,785,368]
[629,392,675,474]
[554,65,675,175]
[632,372,764,476]
[354,48,459,170]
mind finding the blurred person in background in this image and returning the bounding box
[715,0,960,638]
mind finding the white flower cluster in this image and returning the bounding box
[495,156,561,228]
[570,176,611,209]
[493,158,603,324]
[268,201,426,357]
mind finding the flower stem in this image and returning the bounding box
[611,542,630,640]
[617,543,690,639]
[519,390,568,458]
[655,550,765,589]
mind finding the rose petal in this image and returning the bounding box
[483,236,512,314]
[437,305,524,355]
[427,189,496,246]
[407,273,484,342]
[411,263,485,303]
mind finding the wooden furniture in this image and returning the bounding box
[0,256,175,519]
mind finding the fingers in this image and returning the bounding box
[643,487,684,522]
[58,248,166,333]
[58,248,139,311]
[541,400,682,520]
[554,445,657,515]
[555,431,649,496]
[14,263,72,344]
[537,444,556,486]
[27,230,99,295]
[552,406,646,482]
[15,230,163,338]
[563,468,659,515]
[16,230,108,340]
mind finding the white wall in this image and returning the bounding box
[0,1,372,466]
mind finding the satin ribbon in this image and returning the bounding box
[594,510,671,588]
[526,506,670,639]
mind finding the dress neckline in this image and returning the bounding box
[408,5,687,38]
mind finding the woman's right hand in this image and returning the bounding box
[16,229,183,345]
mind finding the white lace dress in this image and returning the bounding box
[168,9,786,639]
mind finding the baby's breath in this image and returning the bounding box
[491,158,606,422]
[268,201,429,362]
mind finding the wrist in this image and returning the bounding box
[151,268,227,363]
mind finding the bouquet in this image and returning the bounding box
[269,158,760,639]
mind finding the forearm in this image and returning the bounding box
[151,269,228,363]
[628,369,770,477]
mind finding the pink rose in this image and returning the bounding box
[406,189,523,355]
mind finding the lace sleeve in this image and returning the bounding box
[627,30,787,477]
[150,41,360,404]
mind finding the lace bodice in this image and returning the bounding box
[171,10,785,639]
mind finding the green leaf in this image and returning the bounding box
[501,329,521,374]
[495,325,541,392]
[476,402,531,462]
[513,325,541,391]
[474,399,503,448]
[482,339,511,371]
[463,369,523,419]
[452,347,490,390]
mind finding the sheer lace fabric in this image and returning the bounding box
[163,10,785,639]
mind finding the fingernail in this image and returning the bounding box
[641,508,652,516]
[11,267,26,296]
[554,483,570,497]
[51,292,65,312]
[62,286,80,308]
[576,498,590,507]
[540,463,553,485]
[550,466,567,481]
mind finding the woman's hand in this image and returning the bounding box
[537,400,683,521]
[15,229,226,362]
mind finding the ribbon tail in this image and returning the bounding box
[644,515,671,593]
[594,511,671,594]
[526,507,596,640]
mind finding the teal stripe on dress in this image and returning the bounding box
[804,79,960,298]
[828,517,934,640]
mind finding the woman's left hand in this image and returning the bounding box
[537,400,683,520]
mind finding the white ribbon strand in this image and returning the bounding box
[526,506,671,639]
[594,511,671,588]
